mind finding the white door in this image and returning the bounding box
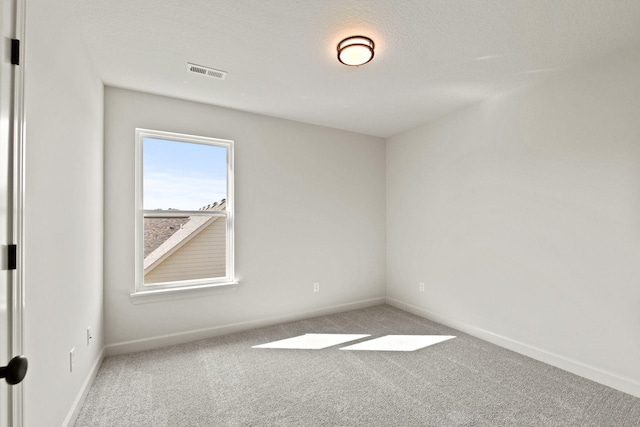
[1,0,25,425]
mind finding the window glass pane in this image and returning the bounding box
[143,138,227,211]
[144,216,190,258]
[144,215,227,284]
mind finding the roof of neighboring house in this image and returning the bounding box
[144,217,190,257]
[143,199,226,274]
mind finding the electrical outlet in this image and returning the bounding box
[87,327,92,346]
[419,282,425,292]
[70,348,75,373]
[313,282,320,292]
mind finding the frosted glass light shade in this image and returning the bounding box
[337,36,375,66]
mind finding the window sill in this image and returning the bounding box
[130,281,239,304]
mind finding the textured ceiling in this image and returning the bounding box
[69,0,640,137]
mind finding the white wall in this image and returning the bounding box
[23,1,104,426]
[387,45,640,396]
[104,87,386,348]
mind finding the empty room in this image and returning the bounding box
[1,0,640,426]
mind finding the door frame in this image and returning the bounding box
[9,0,26,425]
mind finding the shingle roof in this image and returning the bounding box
[144,217,190,257]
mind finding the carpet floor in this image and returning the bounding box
[75,305,640,426]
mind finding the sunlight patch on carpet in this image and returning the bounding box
[339,335,455,351]
[252,333,370,350]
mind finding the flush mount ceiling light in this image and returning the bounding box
[337,36,375,66]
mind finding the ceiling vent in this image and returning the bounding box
[187,63,227,80]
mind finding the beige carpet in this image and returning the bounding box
[75,305,640,426]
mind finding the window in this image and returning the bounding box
[134,129,235,296]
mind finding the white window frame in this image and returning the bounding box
[132,128,236,300]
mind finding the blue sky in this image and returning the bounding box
[143,138,227,210]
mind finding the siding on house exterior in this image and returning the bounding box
[145,216,226,283]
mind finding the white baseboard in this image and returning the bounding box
[386,297,640,399]
[62,348,105,427]
[105,297,386,356]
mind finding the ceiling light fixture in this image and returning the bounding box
[337,36,375,66]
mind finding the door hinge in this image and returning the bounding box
[8,245,17,270]
[11,39,20,65]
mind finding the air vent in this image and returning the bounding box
[187,63,227,80]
